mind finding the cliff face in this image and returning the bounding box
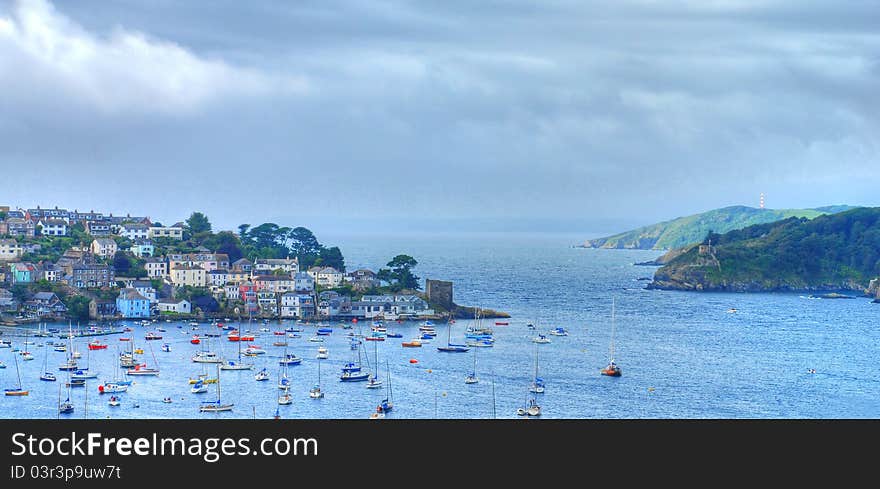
[647,208,880,293]
[868,278,880,300]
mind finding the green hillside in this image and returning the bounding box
[582,205,856,250]
[648,207,880,292]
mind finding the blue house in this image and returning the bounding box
[10,262,36,284]
[116,288,151,318]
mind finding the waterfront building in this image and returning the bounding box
[89,299,117,320]
[280,293,315,319]
[116,288,151,318]
[157,298,191,314]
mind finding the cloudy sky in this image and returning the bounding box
[1,0,877,233]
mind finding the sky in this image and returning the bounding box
[0,0,878,235]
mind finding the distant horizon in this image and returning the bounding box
[2,0,877,229]
[2,199,867,240]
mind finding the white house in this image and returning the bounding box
[91,238,118,258]
[148,225,184,240]
[307,266,343,288]
[209,269,229,287]
[280,293,315,318]
[131,280,157,303]
[37,219,68,236]
[254,258,299,275]
[157,298,191,314]
[294,271,315,292]
[0,239,24,261]
[120,223,150,241]
[144,257,167,278]
[224,284,240,301]
[169,265,207,287]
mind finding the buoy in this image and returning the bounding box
[426,369,433,373]
[648,387,655,392]
[98,385,104,393]
[409,359,418,364]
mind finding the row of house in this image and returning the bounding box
[0,205,187,241]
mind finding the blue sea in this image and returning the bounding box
[1,231,878,419]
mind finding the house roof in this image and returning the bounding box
[32,292,57,301]
[119,288,148,301]
[39,219,67,226]
[93,238,116,246]
[131,280,153,288]
[158,298,188,305]
[0,239,19,246]
[172,264,204,271]
[13,263,36,272]
[233,258,252,265]
[122,223,149,230]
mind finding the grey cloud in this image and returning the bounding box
[1,0,878,232]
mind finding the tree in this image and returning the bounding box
[203,231,244,262]
[319,246,346,272]
[66,296,91,321]
[380,254,420,291]
[288,227,322,256]
[112,251,131,273]
[186,212,212,235]
[238,224,250,241]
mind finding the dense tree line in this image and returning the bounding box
[691,207,880,286]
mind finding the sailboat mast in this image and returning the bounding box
[610,298,616,362]
[14,350,22,389]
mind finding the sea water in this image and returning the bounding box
[1,231,878,418]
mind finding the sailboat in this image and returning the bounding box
[437,317,469,353]
[340,340,370,382]
[465,347,479,384]
[516,396,542,417]
[193,336,224,364]
[58,380,74,414]
[4,352,28,396]
[529,343,545,394]
[219,332,250,369]
[277,363,292,405]
[20,329,34,360]
[100,348,130,393]
[375,361,394,414]
[366,340,383,389]
[600,298,622,377]
[309,359,324,399]
[126,340,160,376]
[40,342,56,381]
[199,364,234,412]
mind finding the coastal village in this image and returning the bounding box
[0,205,453,324]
